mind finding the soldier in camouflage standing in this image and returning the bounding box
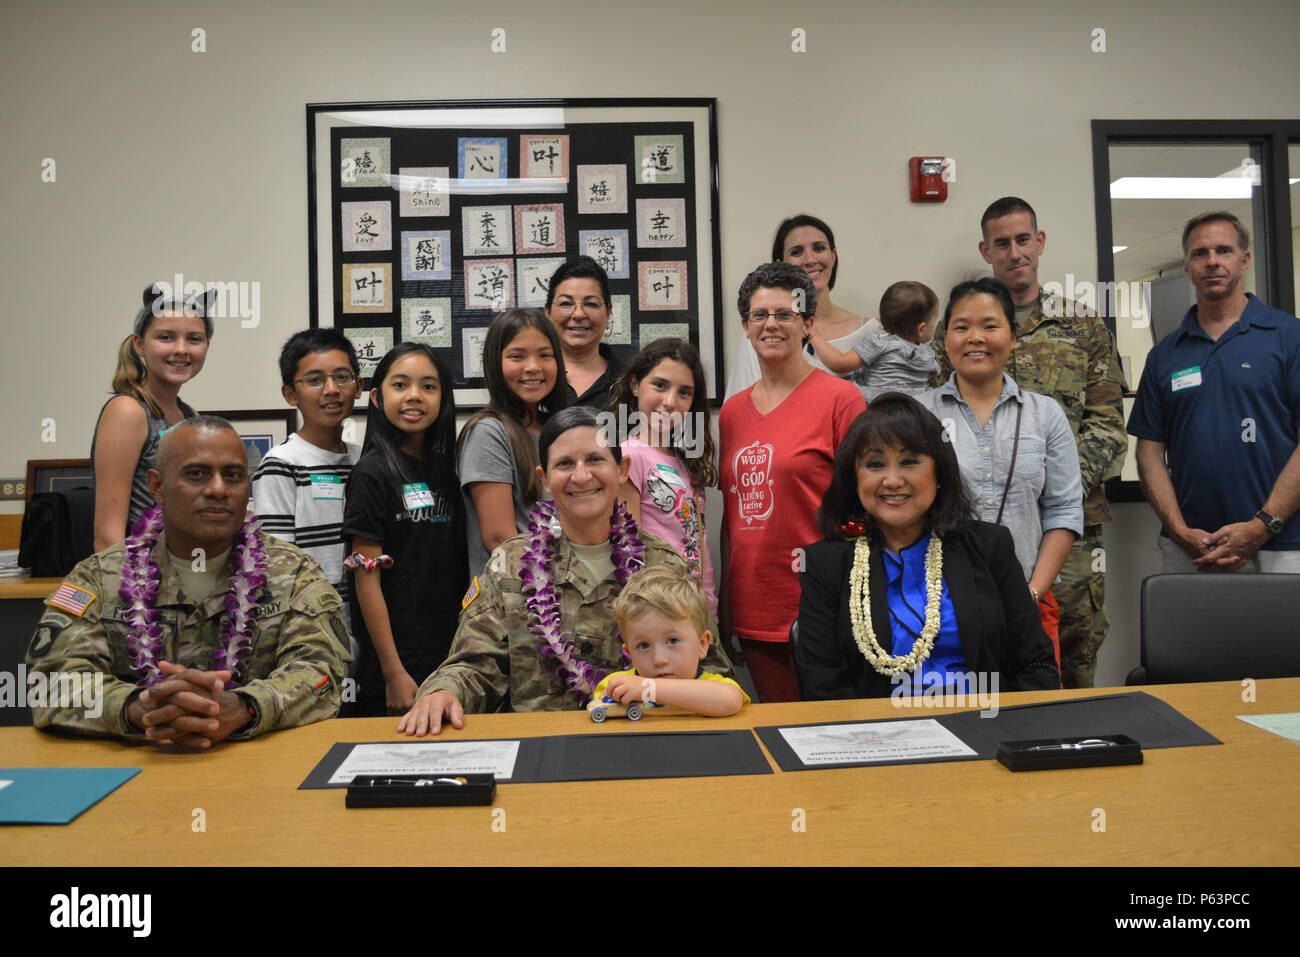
[398,406,731,736]
[27,416,351,743]
[934,197,1127,687]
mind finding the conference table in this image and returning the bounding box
[2,679,1297,867]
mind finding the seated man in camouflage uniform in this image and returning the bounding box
[27,416,351,746]
[398,406,731,736]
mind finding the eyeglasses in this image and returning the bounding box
[294,372,357,390]
[745,310,804,324]
[553,298,607,314]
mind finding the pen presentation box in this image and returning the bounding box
[996,734,1143,772]
[346,773,497,807]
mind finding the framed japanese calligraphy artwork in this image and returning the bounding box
[307,99,723,408]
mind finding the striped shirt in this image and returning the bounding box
[251,433,360,601]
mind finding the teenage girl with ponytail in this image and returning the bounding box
[91,285,212,550]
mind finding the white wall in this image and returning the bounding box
[4,0,1299,686]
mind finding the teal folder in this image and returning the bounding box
[0,768,140,824]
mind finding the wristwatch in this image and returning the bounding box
[234,692,259,734]
[1254,509,1285,536]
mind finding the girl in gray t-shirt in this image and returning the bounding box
[457,309,570,578]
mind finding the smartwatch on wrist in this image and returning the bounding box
[1254,509,1284,537]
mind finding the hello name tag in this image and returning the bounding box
[1171,366,1202,392]
[401,482,435,510]
[312,474,343,500]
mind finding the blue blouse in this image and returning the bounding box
[882,532,967,689]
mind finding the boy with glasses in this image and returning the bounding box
[253,329,363,651]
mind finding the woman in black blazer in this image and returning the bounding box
[795,393,1059,700]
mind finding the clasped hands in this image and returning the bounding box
[1175,519,1270,571]
[126,660,250,748]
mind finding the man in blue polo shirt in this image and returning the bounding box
[1129,211,1300,572]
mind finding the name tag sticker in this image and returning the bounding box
[1171,366,1202,392]
[312,474,343,500]
[401,482,435,511]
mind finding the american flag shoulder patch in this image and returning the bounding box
[48,582,98,617]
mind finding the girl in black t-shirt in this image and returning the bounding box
[343,343,467,717]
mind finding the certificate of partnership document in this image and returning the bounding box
[327,740,521,785]
[778,719,977,766]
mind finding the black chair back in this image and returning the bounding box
[1128,573,1300,685]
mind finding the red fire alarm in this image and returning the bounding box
[909,156,948,203]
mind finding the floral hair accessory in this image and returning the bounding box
[119,504,268,688]
[520,498,645,703]
[344,552,394,572]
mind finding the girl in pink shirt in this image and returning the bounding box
[609,339,719,619]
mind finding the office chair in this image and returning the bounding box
[1127,573,1300,684]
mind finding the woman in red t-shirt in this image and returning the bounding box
[719,263,866,702]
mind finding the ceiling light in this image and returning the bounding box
[1110,177,1253,200]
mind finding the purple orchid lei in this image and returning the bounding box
[118,504,269,688]
[520,498,645,702]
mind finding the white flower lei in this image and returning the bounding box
[119,504,268,687]
[848,532,944,676]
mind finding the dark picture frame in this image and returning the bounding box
[24,459,94,502]
[306,98,725,410]
[206,409,298,473]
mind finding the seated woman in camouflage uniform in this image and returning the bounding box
[398,406,732,735]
